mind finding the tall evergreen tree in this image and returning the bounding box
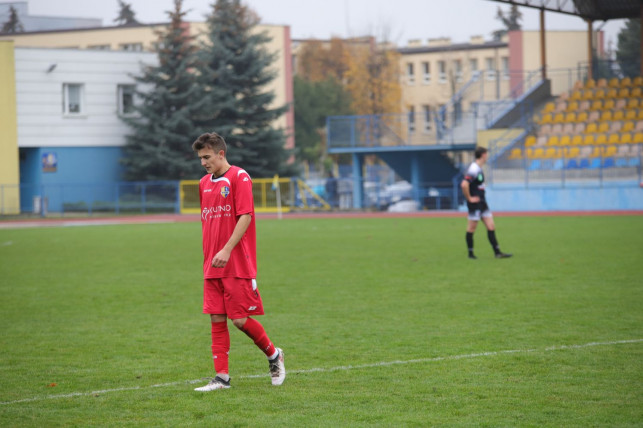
[1,6,24,34]
[199,0,296,178]
[114,0,140,26]
[616,19,641,78]
[492,5,522,41]
[121,0,209,180]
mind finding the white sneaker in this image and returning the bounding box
[194,376,231,391]
[269,348,285,386]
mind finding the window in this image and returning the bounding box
[118,84,136,115]
[454,59,463,83]
[485,57,496,81]
[501,57,510,80]
[438,60,446,83]
[408,106,415,133]
[423,105,432,132]
[469,58,479,78]
[422,62,431,84]
[62,83,84,114]
[406,62,415,84]
[120,43,143,52]
[88,44,111,50]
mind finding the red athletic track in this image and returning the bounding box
[0,210,641,229]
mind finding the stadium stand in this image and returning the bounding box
[509,77,643,171]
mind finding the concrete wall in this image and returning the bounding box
[0,41,20,214]
[486,183,643,211]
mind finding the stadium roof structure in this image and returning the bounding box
[485,0,642,22]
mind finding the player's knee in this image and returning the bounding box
[231,317,247,329]
[210,314,226,323]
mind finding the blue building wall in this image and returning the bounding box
[19,146,123,212]
[485,183,643,211]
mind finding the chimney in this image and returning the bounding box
[470,35,484,44]
[407,39,422,47]
[428,37,451,47]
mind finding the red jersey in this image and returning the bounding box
[199,165,257,279]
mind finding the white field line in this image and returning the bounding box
[2,338,641,406]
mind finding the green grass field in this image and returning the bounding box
[1,215,642,427]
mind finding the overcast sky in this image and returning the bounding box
[24,0,627,51]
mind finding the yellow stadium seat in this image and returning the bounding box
[591,146,602,157]
[564,112,576,123]
[627,98,639,109]
[525,148,534,158]
[638,110,643,120]
[571,135,583,145]
[608,78,620,88]
[618,88,630,98]
[613,110,625,121]
[594,88,606,99]
[547,135,560,146]
[543,102,555,113]
[631,87,641,98]
[598,122,610,133]
[553,112,565,123]
[576,111,589,122]
[597,78,608,88]
[545,147,558,158]
[590,100,603,110]
[600,111,613,122]
[620,77,632,87]
[633,76,643,86]
[566,101,579,112]
[582,90,594,100]
[539,113,553,124]
[602,99,615,110]
[583,134,595,145]
[525,135,537,147]
[509,148,522,159]
[603,146,618,157]
[570,90,582,101]
[621,133,632,144]
[559,135,571,146]
[585,79,596,89]
[533,148,545,159]
[606,88,618,98]
[585,122,598,134]
[595,134,608,145]
[565,146,581,158]
[622,121,635,133]
[625,109,637,121]
[633,132,643,143]
[608,133,620,144]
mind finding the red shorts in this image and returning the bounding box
[203,277,264,319]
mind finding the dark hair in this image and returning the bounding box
[192,132,227,155]
[474,146,488,159]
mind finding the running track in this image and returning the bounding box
[1,210,642,229]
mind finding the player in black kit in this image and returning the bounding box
[460,146,512,260]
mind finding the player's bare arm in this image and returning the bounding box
[211,214,252,268]
[461,180,479,203]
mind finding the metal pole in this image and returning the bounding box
[540,8,547,80]
[587,19,593,81]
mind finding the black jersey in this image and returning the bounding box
[464,162,485,200]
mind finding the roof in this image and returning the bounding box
[398,40,507,55]
[485,0,642,21]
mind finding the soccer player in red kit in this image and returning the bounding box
[192,132,285,391]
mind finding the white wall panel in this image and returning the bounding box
[15,48,157,148]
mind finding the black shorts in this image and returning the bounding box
[467,200,491,221]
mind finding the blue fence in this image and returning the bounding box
[2,181,180,216]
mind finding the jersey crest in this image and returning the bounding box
[220,186,230,198]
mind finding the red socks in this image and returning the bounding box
[211,321,230,374]
[239,317,276,357]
